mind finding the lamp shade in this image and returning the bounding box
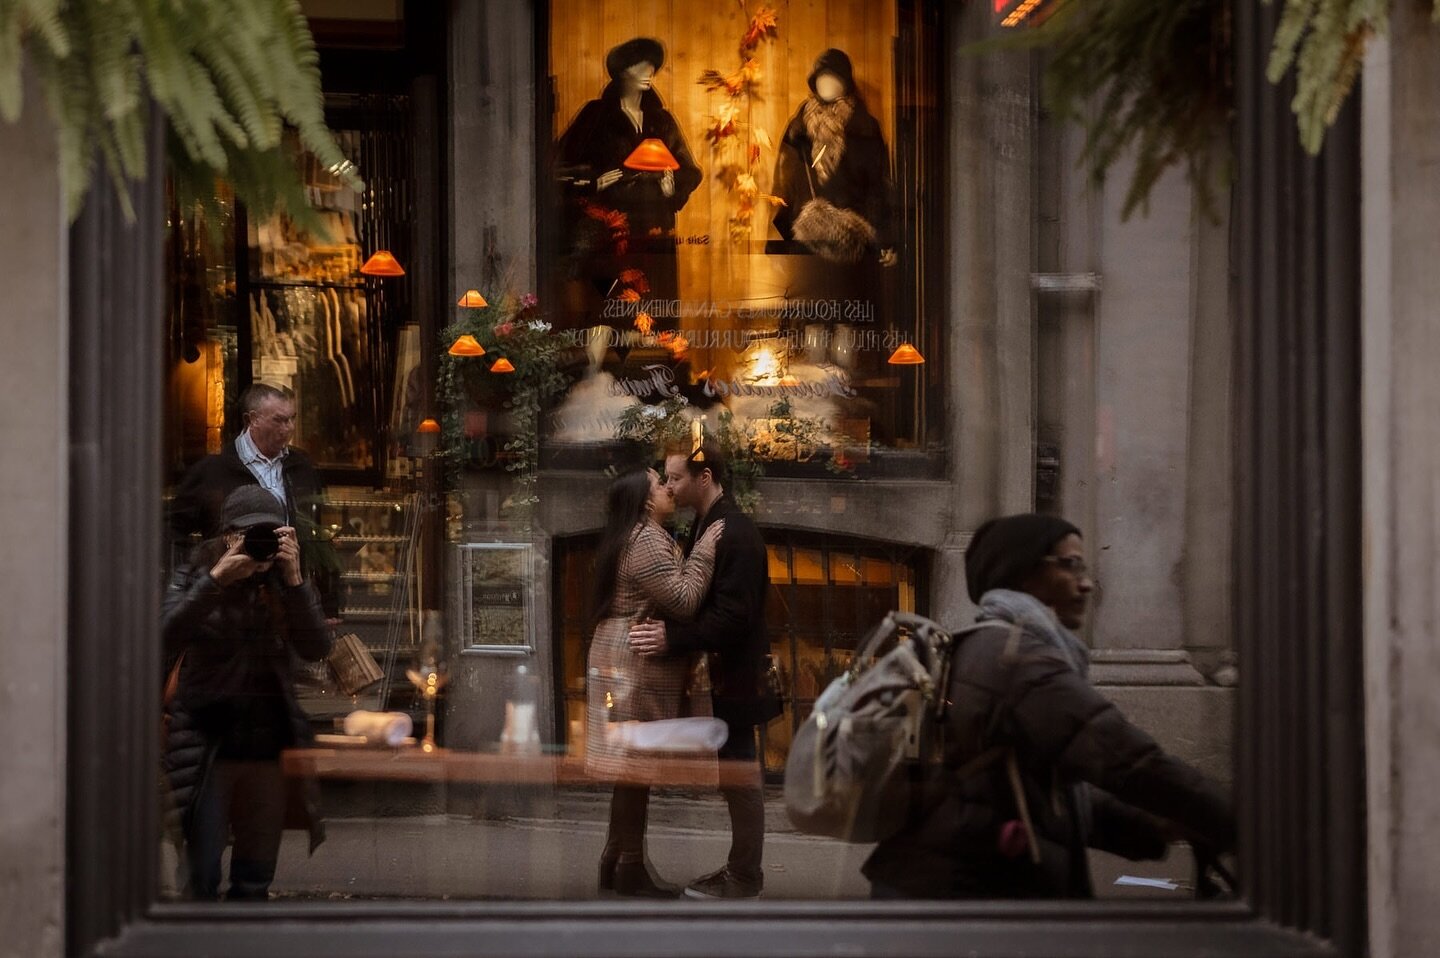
[360,250,405,276]
[417,418,441,434]
[887,343,926,365]
[623,138,680,172]
[489,357,516,374]
[448,334,486,357]
[457,289,488,308]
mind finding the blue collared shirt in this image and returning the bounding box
[235,430,288,516]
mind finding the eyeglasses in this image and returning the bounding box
[1043,555,1090,578]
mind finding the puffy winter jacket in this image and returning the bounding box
[862,620,1234,898]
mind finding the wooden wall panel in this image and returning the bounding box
[549,0,897,376]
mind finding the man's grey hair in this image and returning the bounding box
[239,382,293,423]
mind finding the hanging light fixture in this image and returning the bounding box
[448,334,486,357]
[887,342,926,365]
[489,357,516,374]
[360,250,405,276]
[457,289,488,308]
[414,418,441,457]
[623,138,680,172]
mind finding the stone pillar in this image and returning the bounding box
[1361,20,1440,958]
[0,63,67,958]
[450,0,538,294]
[940,3,1034,625]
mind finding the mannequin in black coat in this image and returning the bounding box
[555,37,702,329]
[771,49,892,272]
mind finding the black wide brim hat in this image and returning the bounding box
[606,37,665,79]
[808,48,855,95]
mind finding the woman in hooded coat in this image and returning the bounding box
[863,513,1236,899]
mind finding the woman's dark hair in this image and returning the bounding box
[589,467,656,629]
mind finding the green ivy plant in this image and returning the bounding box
[1,0,359,228]
[438,294,574,517]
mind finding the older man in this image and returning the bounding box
[170,383,337,619]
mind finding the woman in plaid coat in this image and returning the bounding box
[587,466,724,897]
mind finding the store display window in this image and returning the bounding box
[540,0,943,465]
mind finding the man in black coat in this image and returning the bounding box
[629,441,771,898]
[170,383,338,619]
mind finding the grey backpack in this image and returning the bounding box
[784,612,1010,843]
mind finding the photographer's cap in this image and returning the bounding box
[220,485,285,530]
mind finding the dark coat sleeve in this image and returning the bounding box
[1087,787,1171,860]
[998,634,1236,853]
[770,115,809,241]
[663,526,763,657]
[280,581,332,662]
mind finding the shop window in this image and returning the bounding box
[539,0,944,467]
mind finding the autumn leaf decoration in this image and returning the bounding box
[698,4,783,243]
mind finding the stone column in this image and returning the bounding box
[1361,20,1440,958]
[0,62,67,958]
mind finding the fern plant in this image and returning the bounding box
[1,0,359,227]
[976,0,1436,219]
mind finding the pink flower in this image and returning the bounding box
[494,321,514,337]
[520,293,539,310]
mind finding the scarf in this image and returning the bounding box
[976,588,1090,678]
[976,587,1093,853]
[800,95,854,187]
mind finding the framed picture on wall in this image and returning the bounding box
[455,542,534,654]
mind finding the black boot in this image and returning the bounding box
[613,858,680,899]
[598,851,619,892]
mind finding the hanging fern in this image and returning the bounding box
[1,0,359,228]
[973,0,1439,218]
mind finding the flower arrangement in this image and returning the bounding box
[438,293,574,513]
[698,3,783,243]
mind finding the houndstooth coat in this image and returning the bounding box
[585,518,720,780]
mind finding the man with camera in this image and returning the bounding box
[162,485,332,900]
[170,382,338,620]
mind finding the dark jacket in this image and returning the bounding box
[169,440,338,617]
[769,97,895,251]
[863,620,1235,899]
[664,496,770,725]
[555,84,702,307]
[161,551,332,852]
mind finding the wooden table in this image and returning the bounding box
[281,748,761,788]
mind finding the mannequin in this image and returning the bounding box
[769,49,896,307]
[555,37,703,330]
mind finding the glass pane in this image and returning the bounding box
[156,0,1238,911]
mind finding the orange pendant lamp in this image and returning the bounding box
[448,334,486,357]
[489,357,516,374]
[360,250,405,276]
[457,289,488,308]
[416,418,442,434]
[887,343,926,365]
[623,138,680,172]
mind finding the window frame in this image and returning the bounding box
[66,2,1365,955]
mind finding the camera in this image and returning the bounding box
[241,523,281,561]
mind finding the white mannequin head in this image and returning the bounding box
[622,61,656,95]
[814,72,845,103]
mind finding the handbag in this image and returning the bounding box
[327,632,384,696]
[790,147,877,264]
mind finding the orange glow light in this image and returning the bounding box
[457,289,488,308]
[887,343,926,365]
[623,138,680,172]
[448,334,486,357]
[489,357,516,374]
[359,250,405,276]
[417,418,441,434]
